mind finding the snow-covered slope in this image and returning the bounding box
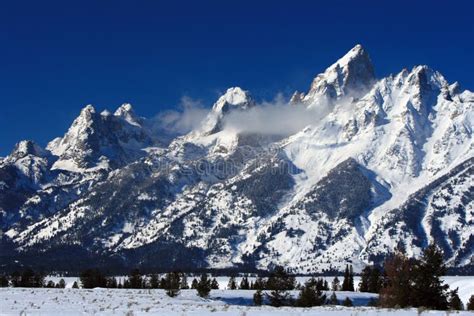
[1,45,472,273]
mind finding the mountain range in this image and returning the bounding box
[1,45,472,274]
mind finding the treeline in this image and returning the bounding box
[0,268,66,288]
[1,244,474,311]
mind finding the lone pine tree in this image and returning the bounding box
[196,273,212,298]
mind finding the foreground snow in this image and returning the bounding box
[44,275,474,307]
[0,288,472,316]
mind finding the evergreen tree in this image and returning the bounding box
[227,276,237,290]
[342,297,353,307]
[191,278,198,289]
[266,266,295,307]
[296,278,327,307]
[72,281,79,289]
[128,269,143,289]
[10,271,20,287]
[253,289,263,306]
[106,277,117,288]
[342,265,350,291]
[58,278,66,289]
[180,275,189,289]
[360,266,382,293]
[211,278,219,290]
[0,275,9,287]
[368,266,382,293]
[164,272,181,297]
[328,291,338,305]
[239,276,250,290]
[448,288,463,310]
[196,273,212,298]
[323,280,329,291]
[253,277,265,290]
[80,269,107,289]
[411,244,449,310]
[331,276,340,291]
[359,266,371,292]
[379,252,414,308]
[46,280,55,288]
[348,265,354,291]
[19,268,44,287]
[149,274,159,289]
[467,295,474,310]
[123,279,131,288]
[159,277,167,289]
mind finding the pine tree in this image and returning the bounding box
[149,274,159,289]
[164,272,181,297]
[296,279,327,307]
[467,295,474,310]
[227,276,237,290]
[342,297,353,307]
[196,273,211,298]
[360,266,382,293]
[368,266,382,293]
[80,269,107,288]
[106,277,117,288]
[46,280,55,288]
[123,279,131,288]
[128,269,143,289]
[266,266,295,307]
[0,275,8,287]
[10,271,20,287]
[448,288,463,310]
[180,275,189,289]
[159,277,167,289]
[58,278,66,289]
[253,289,263,306]
[359,266,371,292]
[411,244,449,310]
[253,277,265,290]
[328,291,338,305]
[342,265,349,291]
[191,278,198,289]
[211,278,219,289]
[331,276,340,291]
[239,276,250,289]
[379,252,414,308]
[348,265,354,291]
[72,281,79,289]
[323,280,329,291]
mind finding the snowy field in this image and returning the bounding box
[0,276,472,315]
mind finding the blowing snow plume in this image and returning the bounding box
[221,94,332,136]
[153,96,209,135]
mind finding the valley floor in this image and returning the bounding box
[0,286,473,316]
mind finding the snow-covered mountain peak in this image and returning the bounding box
[7,140,46,161]
[194,87,255,136]
[114,103,141,126]
[212,87,254,114]
[303,44,375,104]
[80,104,96,115]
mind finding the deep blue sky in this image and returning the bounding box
[1,0,473,156]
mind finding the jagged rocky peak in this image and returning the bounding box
[406,65,449,93]
[212,87,255,114]
[8,140,46,160]
[199,87,255,135]
[114,103,141,126]
[305,44,376,102]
